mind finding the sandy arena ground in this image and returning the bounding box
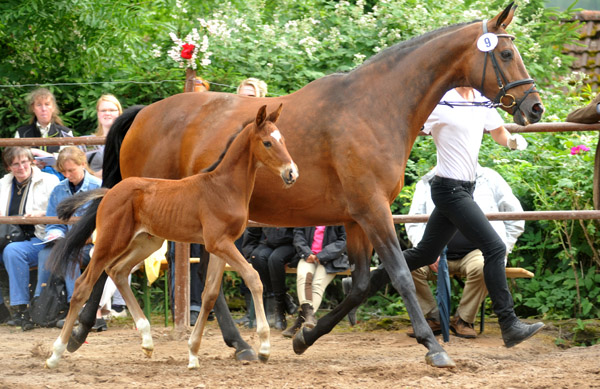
[0,317,598,389]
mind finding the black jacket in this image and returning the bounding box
[16,123,73,153]
[293,226,349,273]
[241,227,294,258]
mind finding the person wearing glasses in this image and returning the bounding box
[15,88,75,179]
[86,94,123,178]
[0,147,59,329]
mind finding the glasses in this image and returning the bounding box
[10,160,31,169]
[99,109,119,114]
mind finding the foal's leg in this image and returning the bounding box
[187,257,226,369]
[201,252,257,361]
[107,235,164,358]
[46,264,106,368]
[209,241,269,362]
[67,272,108,352]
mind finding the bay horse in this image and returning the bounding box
[45,104,298,369]
[49,3,542,369]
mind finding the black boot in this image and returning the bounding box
[282,312,304,338]
[0,303,10,324]
[273,294,287,331]
[235,291,254,326]
[264,293,277,327]
[7,304,29,327]
[501,320,545,348]
[342,277,357,326]
[301,303,317,329]
[284,293,298,315]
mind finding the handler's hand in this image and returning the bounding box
[428,257,440,273]
[507,134,527,150]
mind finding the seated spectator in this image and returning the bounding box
[283,226,349,338]
[242,227,298,330]
[237,77,268,97]
[0,147,59,329]
[403,165,524,338]
[15,88,75,179]
[33,147,102,329]
[87,94,123,178]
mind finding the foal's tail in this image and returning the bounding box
[49,105,145,277]
[51,189,108,277]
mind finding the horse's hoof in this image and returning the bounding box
[235,348,258,362]
[292,328,309,355]
[425,351,456,368]
[66,325,90,353]
[258,352,269,363]
[45,359,57,369]
[142,347,154,358]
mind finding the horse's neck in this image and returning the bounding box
[348,23,478,136]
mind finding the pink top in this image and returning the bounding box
[311,226,326,254]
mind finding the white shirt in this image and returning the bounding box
[423,89,504,182]
[406,166,525,254]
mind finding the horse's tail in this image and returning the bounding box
[49,106,144,277]
[102,105,145,188]
[51,189,109,277]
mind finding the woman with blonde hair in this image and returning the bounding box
[34,146,101,328]
[87,94,123,177]
[237,78,268,97]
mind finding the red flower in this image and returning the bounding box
[180,43,195,59]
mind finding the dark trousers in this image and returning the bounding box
[403,176,517,327]
[250,244,296,297]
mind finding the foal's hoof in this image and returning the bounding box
[292,328,309,355]
[235,348,258,362]
[425,351,456,368]
[258,352,270,363]
[142,346,154,358]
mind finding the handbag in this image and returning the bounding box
[0,224,28,251]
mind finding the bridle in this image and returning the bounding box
[479,19,537,113]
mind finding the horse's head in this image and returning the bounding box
[473,2,544,125]
[252,104,299,187]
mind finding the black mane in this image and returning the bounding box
[202,118,254,173]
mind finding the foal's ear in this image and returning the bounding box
[491,2,516,30]
[255,105,267,127]
[267,103,283,124]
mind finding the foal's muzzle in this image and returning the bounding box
[281,162,299,186]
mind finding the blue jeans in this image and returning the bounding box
[0,238,43,306]
[35,243,92,302]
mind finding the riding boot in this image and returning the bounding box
[301,303,317,329]
[235,291,253,327]
[264,293,277,327]
[282,312,304,338]
[0,303,11,324]
[273,293,287,331]
[7,304,28,327]
[284,293,298,315]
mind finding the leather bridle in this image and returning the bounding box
[479,19,537,114]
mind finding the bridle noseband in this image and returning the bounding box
[479,19,537,113]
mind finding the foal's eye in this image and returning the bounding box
[263,141,272,148]
[500,50,513,61]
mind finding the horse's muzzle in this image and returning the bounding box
[281,163,299,186]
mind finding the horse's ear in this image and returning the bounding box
[267,103,283,124]
[489,2,516,30]
[256,105,267,127]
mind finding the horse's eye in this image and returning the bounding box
[263,141,272,148]
[500,50,513,61]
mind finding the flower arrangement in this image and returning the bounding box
[167,28,212,70]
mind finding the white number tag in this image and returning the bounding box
[477,33,498,52]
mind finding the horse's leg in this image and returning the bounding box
[67,272,108,352]
[187,257,226,369]
[46,264,106,368]
[209,241,269,363]
[204,252,257,361]
[292,222,372,354]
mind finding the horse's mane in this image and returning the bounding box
[357,20,478,69]
[202,118,254,173]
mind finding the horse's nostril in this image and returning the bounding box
[532,103,544,114]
